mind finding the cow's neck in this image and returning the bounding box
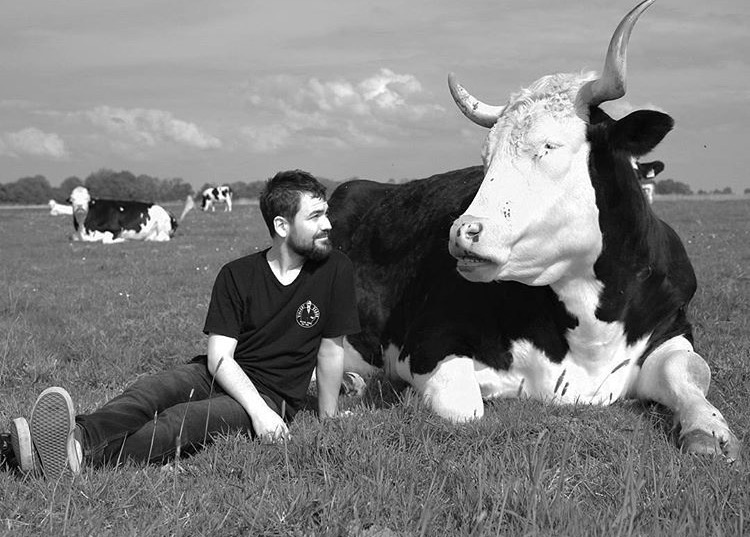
[550,270,627,358]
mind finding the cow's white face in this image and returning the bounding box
[449,74,602,286]
[69,186,91,212]
[69,186,92,231]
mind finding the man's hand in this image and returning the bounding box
[251,405,290,443]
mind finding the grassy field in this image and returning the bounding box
[0,198,748,536]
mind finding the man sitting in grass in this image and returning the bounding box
[4,169,360,479]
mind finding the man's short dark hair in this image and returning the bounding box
[259,170,327,237]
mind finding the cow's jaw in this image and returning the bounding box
[69,186,91,232]
[73,207,88,231]
[450,110,601,286]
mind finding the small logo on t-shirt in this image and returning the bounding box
[296,300,320,328]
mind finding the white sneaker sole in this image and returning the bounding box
[29,387,81,479]
[10,417,37,473]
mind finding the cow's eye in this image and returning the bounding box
[535,141,561,160]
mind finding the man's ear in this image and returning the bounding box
[273,216,289,238]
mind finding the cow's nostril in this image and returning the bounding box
[463,222,483,242]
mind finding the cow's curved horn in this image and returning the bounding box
[448,72,505,128]
[577,0,655,109]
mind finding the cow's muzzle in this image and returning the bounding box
[73,208,88,227]
[450,220,483,254]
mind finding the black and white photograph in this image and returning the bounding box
[1,1,748,535]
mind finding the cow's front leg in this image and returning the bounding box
[634,337,741,461]
[413,355,483,422]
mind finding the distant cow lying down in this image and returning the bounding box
[68,186,178,243]
[48,200,73,216]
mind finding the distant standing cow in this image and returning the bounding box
[201,186,233,212]
[68,186,177,244]
[633,160,665,204]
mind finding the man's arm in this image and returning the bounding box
[207,333,288,441]
[316,336,345,418]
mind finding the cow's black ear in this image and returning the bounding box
[609,110,674,157]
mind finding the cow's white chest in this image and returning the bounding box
[474,324,647,405]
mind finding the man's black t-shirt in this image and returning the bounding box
[202,248,360,416]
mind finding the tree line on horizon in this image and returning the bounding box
[652,179,745,196]
[0,169,345,205]
[0,168,745,205]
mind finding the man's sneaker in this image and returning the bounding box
[1,431,14,469]
[29,387,82,479]
[10,417,38,473]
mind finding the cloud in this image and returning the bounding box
[82,106,222,150]
[0,99,39,110]
[0,127,69,158]
[240,124,291,153]
[241,68,444,153]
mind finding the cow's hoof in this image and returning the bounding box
[680,429,741,463]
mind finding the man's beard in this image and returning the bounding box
[289,231,332,261]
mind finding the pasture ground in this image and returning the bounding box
[0,198,748,536]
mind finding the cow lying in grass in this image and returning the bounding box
[328,0,740,460]
[69,186,178,243]
[48,200,73,216]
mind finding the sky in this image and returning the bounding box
[1,0,748,193]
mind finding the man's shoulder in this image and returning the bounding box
[222,249,268,272]
[214,250,268,284]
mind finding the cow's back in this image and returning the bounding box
[328,180,398,252]
[83,199,152,232]
[329,166,485,364]
[82,198,176,241]
[330,166,483,264]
